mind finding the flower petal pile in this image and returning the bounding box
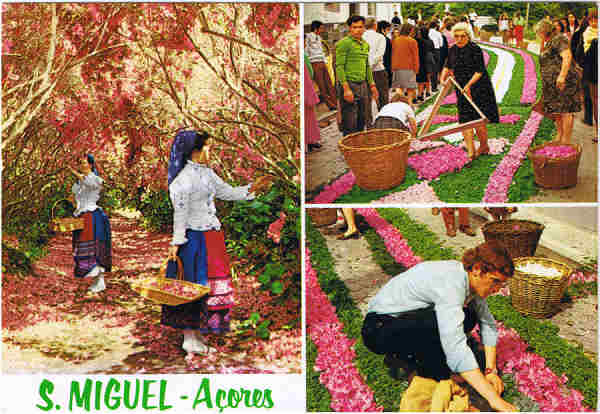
[534,145,578,159]
[372,182,441,204]
[306,248,383,412]
[407,145,470,180]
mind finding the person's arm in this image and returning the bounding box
[460,370,516,411]
[408,116,417,138]
[413,39,420,75]
[557,41,573,91]
[336,39,354,103]
[169,181,191,256]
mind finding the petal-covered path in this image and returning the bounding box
[2,212,301,374]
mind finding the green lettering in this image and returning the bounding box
[105,378,121,410]
[94,381,102,411]
[215,389,227,413]
[36,379,54,411]
[158,380,172,411]
[241,389,252,406]
[227,389,242,408]
[252,390,264,408]
[123,379,140,409]
[263,390,274,409]
[142,380,157,410]
[69,379,92,411]
[192,379,212,409]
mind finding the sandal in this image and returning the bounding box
[459,225,476,237]
[336,230,360,240]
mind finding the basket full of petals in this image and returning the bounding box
[510,257,572,318]
[339,129,411,190]
[482,219,544,259]
[131,257,210,306]
[528,142,582,189]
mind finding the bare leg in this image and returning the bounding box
[441,208,457,237]
[554,115,564,143]
[338,208,359,239]
[458,208,476,236]
[407,89,416,105]
[475,124,490,155]
[560,113,574,144]
[462,128,476,159]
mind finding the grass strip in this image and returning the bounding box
[366,209,596,409]
[307,337,333,411]
[306,218,408,411]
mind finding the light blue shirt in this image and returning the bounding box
[368,260,498,373]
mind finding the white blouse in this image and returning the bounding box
[169,161,255,245]
[72,172,103,217]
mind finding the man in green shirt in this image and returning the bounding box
[336,15,378,135]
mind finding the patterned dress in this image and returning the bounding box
[162,161,254,333]
[540,34,581,114]
[445,42,499,124]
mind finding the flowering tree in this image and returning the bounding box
[2,3,299,235]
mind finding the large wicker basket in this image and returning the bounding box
[510,257,572,318]
[528,142,582,189]
[49,199,84,232]
[482,219,544,259]
[131,257,210,306]
[307,208,337,227]
[339,129,411,191]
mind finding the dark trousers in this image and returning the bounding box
[584,80,594,125]
[431,49,441,91]
[373,70,390,110]
[361,303,484,380]
[312,61,337,109]
[338,81,369,136]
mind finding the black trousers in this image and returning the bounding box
[361,303,484,380]
[431,49,441,91]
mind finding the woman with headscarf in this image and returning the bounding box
[69,154,112,293]
[441,22,499,160]
[537,19,581,144]
[164,130,270,354]
[362,240,517,412]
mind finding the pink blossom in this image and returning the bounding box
[483,112,543,202]
[306,248,384,411]
[479,41,537,104]
[407,145,470,180]
[267,212,286,244]
[534,145,578,159]
[459,137,509,155]
[356,209,423,268]
[312,172,356,203]
[373,182,441,204]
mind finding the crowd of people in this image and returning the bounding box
[304,7,598,154]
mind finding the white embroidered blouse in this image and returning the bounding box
[72,172,103,217]
[169,161,255,245]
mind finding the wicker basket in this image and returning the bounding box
[482,220,544,259]
[339,129,411,191]
[131,257,210,306]
[510,257,572,318]
[49,199,84,232]
[528,142,582,189]
[307,208,337,227]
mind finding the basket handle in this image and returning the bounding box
[51,198,73,221]
[159,256,185,281]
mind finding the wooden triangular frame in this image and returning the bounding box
[417,77,489,142]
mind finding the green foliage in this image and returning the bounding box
[306,218,409,411]
[258,263,287,295]
[307,338,333,411]
[2,243,33,275]
[132,188,173,232]
[487,295,597,408]
[335,169,421,204]
[501,374,540,411]
[236,312,272,340]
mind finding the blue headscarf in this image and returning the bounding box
[168,130,201,186]
[87,154,99,176]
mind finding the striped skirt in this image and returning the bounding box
[161,229,233,333]
[72,209,112,278]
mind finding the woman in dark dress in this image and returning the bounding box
[440,22,499,160]
[416,26,434,102]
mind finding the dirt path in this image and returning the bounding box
[2,212,301,374]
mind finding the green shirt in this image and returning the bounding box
[335,35,374,85]
[514,16,526,26]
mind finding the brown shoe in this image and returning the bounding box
[446,226,457,237]
[459,225,476,237]
[431,207,440,216]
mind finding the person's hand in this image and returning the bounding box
[485,373,504,395]
[489,396,518,412]
[169,245,179,260]
[463,85,472,99]
[556,75,566,91]
[343,87,354,103]
[370,84,379,102]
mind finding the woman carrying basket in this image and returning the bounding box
[164,130,270,354]
[69,154,112,293]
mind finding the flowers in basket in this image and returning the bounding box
[141,278,202,298]
[534,145,578,159]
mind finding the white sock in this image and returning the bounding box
[88,274,105,293]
